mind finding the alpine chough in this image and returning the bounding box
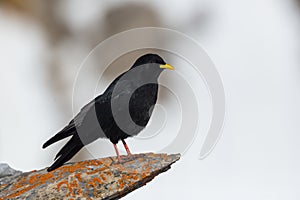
[42,53,174,171]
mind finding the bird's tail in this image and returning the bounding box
[42,121,76,149]
[47,135,83,172]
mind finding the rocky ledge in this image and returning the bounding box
[0,153,180,200]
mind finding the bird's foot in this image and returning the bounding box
[117,155,123,163]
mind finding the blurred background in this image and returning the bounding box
[1,0,300,199]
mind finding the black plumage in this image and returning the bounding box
[42,54,174,172]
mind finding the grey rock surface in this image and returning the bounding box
[0,164,22,179]
[0,153,180,200]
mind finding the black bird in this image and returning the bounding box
[42,53,174,172]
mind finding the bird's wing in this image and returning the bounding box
[72,72,125,126]
[110,79,145,135]
[42,99,98,149]
[71,95,109,143]
[73,98,97,126]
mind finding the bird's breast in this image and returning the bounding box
[128,83,158,127]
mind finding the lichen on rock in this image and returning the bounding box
[0,153,180,200]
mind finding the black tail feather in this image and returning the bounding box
[42,122,76,149]
[47,135,83,172]
[54,134,79,160]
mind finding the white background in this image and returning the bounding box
[0,0,300,199]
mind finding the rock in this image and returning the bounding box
[0,164,22,179]
[0,153,180,200]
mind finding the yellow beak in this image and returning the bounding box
[160,63,175,70]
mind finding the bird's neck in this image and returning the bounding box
[129,65,162,84]
[140,69,162,83]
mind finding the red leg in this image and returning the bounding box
[113,143,122,162]
[122,139,132,156]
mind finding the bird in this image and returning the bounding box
[42,53,174,172]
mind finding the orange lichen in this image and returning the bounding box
[86,166,107,175]
[5,184,37,199]
[57,180,72,195]
[86,177,102,196]
[6,170,57,198]
[29,172,54,185]
[56,174,86,198]
[92,177,103,185]
[115,172,141,191]
[56,159,104,175]
[4,159,109,198]
[89,160,103,166]
[141,173,147,179]
[11,176,27,190]
[103,171,113,176]
[69,179,78,189]
[119,180,126,190]
[74,173,82,182]
[100,174,107,181]
[1,153,179,199]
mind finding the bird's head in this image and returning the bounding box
[131,54,174,72]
